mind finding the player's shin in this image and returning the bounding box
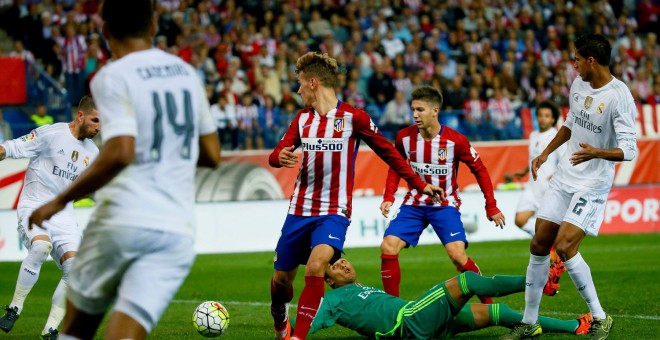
[564,253,606,319]
[43,258,74,334]
[457,271,525,298]
[522,254,550,324]
[271,278,294,328]
[11,240,52,313]
[381,254,401,297]
[491,303,578,333]
[292,276,324,340]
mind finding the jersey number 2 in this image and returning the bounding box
[150,90,194,161]
[572,197,587,216]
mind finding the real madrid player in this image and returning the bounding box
[378,86,504,302]
[28,0,221,339]
[0,96,100,339]
[503,34,637,340]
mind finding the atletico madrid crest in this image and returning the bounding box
[334,118,345,132]
[438,148,447,161]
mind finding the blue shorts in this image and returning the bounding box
[384,205,467,248]
[274,214,350,271]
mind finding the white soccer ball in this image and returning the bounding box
[192,301,230,337]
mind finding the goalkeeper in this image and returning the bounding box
[304,258,591,339]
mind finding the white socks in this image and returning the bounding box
[42,257,74,334]
[11,240,52,313]
[564,253,606,319]
[522,254,550,324]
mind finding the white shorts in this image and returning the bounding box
[67,226,196,332]
[536,181,609,236]
[17,208,81,266]
[515,179,551,213]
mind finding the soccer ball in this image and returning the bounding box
[192,301,230,337]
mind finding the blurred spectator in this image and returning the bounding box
[488,88,519,140]
[9,40,35,62]
[61,22,87,105]
[443,76,467,111]
[258,95,281,149]
[381,30,405,59]
[392,68,413,101]
[236,93,261,150]
[462,86,493,141]
[210,96,238,150]
[0,109,12,143]
[368,63,396,108]
[30,104,54,127]
[380,91,413,140]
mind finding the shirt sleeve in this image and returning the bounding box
[456,135,500,216]
[612,96,637,161]
[1,127,46,159]
[268,111,302,167]
[354,111,427,192]
[90,69,138,144]
[309,293,337,335]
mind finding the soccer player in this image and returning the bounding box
[269,52,444,340]
[502,34,637,340]
[0,96,100,339]
[379,86,504,303]
[508,101,568,297]
[307,258,592,338]
[28,1,221,339]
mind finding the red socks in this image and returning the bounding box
[292,276,325,339]
[381,254,401,297]
[457,257,493,304]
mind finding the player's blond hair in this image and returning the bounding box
[295,52,339,87]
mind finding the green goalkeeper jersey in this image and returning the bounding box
[309,283,408,338]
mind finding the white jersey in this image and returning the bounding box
[1,123,99,226]
[554,76,637,191]
[89,48,216,237]
[528,127,565,186]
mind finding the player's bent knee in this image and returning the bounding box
[304,260,328,276]
[553,242,578,261]
[529,237,552,255]
[29,239,52,263]
[380,236,405,255]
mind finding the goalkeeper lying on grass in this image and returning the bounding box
[294,258,591,339]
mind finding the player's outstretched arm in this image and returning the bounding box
[29,136,135,230]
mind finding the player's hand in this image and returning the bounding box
[28,198,67,230]
[380,201,393,218]
[530,154,548,181]
[570,143,598,166]
[487,212,505,229]
[279,145,299,168]
[422,184,445,202]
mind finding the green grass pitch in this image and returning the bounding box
[1,233,659,339]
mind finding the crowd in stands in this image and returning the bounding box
[0,0,658,149]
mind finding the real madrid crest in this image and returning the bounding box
[438,148,447,161]
[584,96,593,109]
[597,103,605,114]
[333,118,345,132]
[71,150,79,162]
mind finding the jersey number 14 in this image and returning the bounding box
[150,90,194,161]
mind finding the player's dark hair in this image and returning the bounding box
[101,0,154,40]
[575,34,611,66]
[295,52,339,87]
[411,86,443,108]
[78,95,96,115]
[537,100,560,125]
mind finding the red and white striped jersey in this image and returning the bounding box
[383,125,500,217]
[269,101,427,218]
